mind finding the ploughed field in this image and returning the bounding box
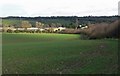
[2,33,118,74]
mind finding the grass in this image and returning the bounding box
[2,33,118,74]
[2,19,21,26]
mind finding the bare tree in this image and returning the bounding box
[35,22,44,29]
[21,21,32,30]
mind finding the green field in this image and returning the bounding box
[2,33,118,74]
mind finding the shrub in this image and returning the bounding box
[80,20,120,39]
[14,30,20,33]
[106,20,120,38]
[7,29,13,33]
[60,29,80,34]
[80,34,90,40]
[36,30,40,33]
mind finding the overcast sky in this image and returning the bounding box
[0,0,119,17]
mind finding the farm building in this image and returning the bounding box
[44,27,66,32]
[27,27,38,31]
[0,27,2,32]
[53,27,66,32]
[17,28,25,31]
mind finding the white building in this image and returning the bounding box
[58,27,66,31]
[17,28,25,31]
[0,27,2,32]
[27,27,38,31]
[81,26,88,29]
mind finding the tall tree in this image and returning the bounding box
[21,21,32,30]
[35,22,44,28]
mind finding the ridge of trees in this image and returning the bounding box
[2,16,119,28]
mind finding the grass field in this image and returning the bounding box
[2,33,118,74]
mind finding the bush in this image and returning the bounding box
[14,30,20,33]
[7,29,13,33]
[60,29,80,34]
[80,20,120,39]
[80,34,90,40]
[106,20,120,38]
[36,30,40,33]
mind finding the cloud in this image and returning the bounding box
[0,0,119,17]
[0,4,27,17]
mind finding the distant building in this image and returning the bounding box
[39,28,45,32]
[0,27,2,32]
[27,27,38,31]
[58,27,66,31]
[3,26,66,32]
[44,27,66,32]
[17,28,25,31]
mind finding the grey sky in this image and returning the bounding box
[0,0,119,17]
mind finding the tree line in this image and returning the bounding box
[2,16,119,28]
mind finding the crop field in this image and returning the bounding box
[2,33,118,74]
